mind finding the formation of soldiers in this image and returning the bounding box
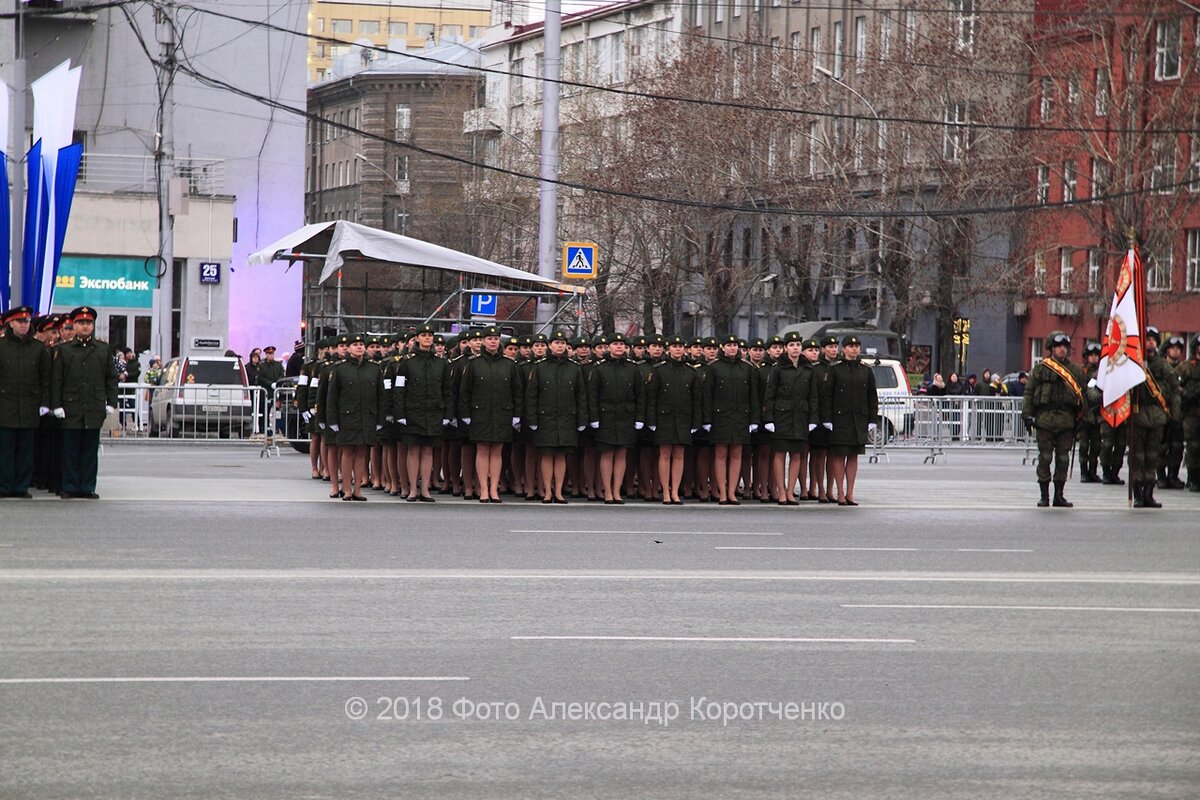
[1023,328,1200,508]
[0,305,119,499]
[293,327,880,505]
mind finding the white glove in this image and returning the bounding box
[39,406,49,417]
[690,428,697,434]
[1087,378,1098,388]
[105,405,115,414]
[749,424,758,434]
[822,422,833,430]
[442,419,450,426]
[764,423,775,433]
[512,416,521,429]
[590,421,599,429]
[649,425,656,431]
[271,382,277,391]
[386,415,394,423]
[702,424,711,432]
[868,423,877,432]
[302,411,312,423]
[635,421,644,431]
[450,418,458,428]
[319,422,326,430]
[808,423,817,432]
[53,408,65,419]
[376,425,383,431]
[398,418,407,426]
[577,425,585,432]
[529,424,538,431]
[462,417,472,426]
[330,424,339,432]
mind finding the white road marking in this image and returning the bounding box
[0,569,1196,585]
[842,604,1200,614]
[512,635,915,644]
[0,676,469,685]
[714,546,1033,553]
[512,530,784,536]
[955,548,1034,553]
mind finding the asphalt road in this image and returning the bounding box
[1,445,1198,799]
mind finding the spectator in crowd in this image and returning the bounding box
[245,348,262,388]
[946,372,964,395]
[991,373,1007,395]
[927,374,948,396]
[286,340,305,378]
[977,371,994,397]
[116,349,141,429]
[963,374,979,396]
[1006,372,1028,397]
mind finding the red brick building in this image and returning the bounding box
[1019,0,1200,366]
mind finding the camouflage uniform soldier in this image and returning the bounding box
[1158,335,1187,489]
[1022,331,1085,508]
[1128,328,1178,508]
[1078,342,1103,483]
[1177,335,1200,491]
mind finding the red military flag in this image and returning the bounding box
[1096,243,1147,427]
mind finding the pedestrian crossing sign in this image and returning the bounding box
[562,242,598,279]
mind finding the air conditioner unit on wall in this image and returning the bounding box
[1013,299,1027,317]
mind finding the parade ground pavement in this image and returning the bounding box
[2,444,1198,799]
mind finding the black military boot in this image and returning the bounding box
[1088,460,1102,483]
[1080,469,1094,484]
[1155,466,1169,489]
[1141,480,1162,508]
[1052,481,1073,508]
[1132,481,1145,508]
[1187,470,1200,492]
[1167,470,1186,490]
[1037,481,1050,507]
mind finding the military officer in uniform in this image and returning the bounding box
[295,337,327,480]
[314,334,348,497]
[393,324,451,502]
[588,332,644,504]
[1177,335,1200,491]
[819,335,879,506]
[50,307,118,499]
[704,334,760,505]
[458,327,522,503]
[1159,335,1187,489]
[326,334,385,501]
[807,336,840,502]
[763,333,820,505]
[1128,327,1178,508]
[0,306,51,498]
[1078,342,1103,483]
[525,330,588,503]
[1022,331,1085,507]
[256,345,285,434]
[644,334,702,505]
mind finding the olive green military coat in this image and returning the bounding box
[458,351,523,444]
[0,332,51,429]
[587,356,644,447]
[763,358,820,440]
[525,353,588,448]
[50,336,118,430]
[819,357,880,448]
[326,356,385,446]
[644,357,701,446]
[394,348,451,437]
[703,354,760,444]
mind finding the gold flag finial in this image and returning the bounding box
[1125,227,1137,248]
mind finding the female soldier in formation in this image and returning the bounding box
[525,330,588,503]
[644,335,702,505]
[394,325,451,502]
[763,334,820,504]
[819,336,879,506]
[588,333,643,504]
[458,328,522,503]
[326,334,385,501]
[704,335,760,505]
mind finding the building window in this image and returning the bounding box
[1187,230,1200,291]
[316,18,325,32]
[394,211,409,235]
[470,26,483,38]
[1155,18,1182,80]
[360,20,380,35]
[1094,68,1108,116]
[443,24,462,38]
[1066,72,1080,110]
[715,0,724,24]
[1088,248,1101,293]
[511,59,524,105]
[852,119,865,173]
[1091,158,1108,199]
[810,27,822,82]
[808,121,820,176]
[611,32,625,84]
[1190,135,1200,192]
[1147,246,1172,291]
[1039,77,1053,121]
[880,12,893,60]
[1151,134,1176,194]
[415,23,435,40]
[903,9,917,56]
[952,0,976,52]
[832,21,844,78]
[394,155,409,181]
[876,119,888,169]
[1059,247,1073,294]
[942,101,973,161]
[1063,160,1076,202]
[1036,165,1050,204]
[388,21,408,37]
[1034,252,1046,295]
[329,44,350,59]
[854,16,867,73]
[330,18,351,33]
[394,104,412,140]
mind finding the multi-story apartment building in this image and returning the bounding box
[308,0,491,83]
[305,43,482,325]
[1018,0,1200,366]
[3,0,306,359]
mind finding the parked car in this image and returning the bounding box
[149,356,255,438]
[862,356,913,445]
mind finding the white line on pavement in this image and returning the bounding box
[0,676,470,685]
[842,604,1200,613]
[511,530,784,536]
[714,546,1033,553]
[511,635,915,644]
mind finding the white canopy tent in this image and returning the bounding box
[248,220,584,295]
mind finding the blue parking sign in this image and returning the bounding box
[470,294,497,317]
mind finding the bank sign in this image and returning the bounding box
[54,256,154,309]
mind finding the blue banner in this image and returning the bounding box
[0,153,9,312]
[21,140,48,310]
[46,142,84,311]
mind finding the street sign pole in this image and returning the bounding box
[536,0,562,324]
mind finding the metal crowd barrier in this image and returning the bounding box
[103,383,271,442]
[870,395,1036,465]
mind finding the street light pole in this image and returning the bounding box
[9,0,26,309]
[536,0,562,324]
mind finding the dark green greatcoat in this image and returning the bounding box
[50,336,118,430]
[0,331,51,428]
[819,357,880,448]
[587,356,644,447]
[326,356,385,446]
[458,351,523,444]
[644,357,701,446]
[703,354,760,444]
[394,348,451,438]
[525,353,587,448]
[763,358,820,441]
